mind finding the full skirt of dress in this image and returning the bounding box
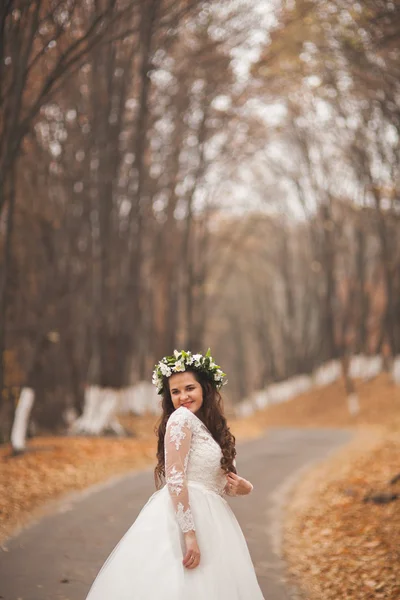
[85,481,265,600]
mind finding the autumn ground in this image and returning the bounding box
[284,430,400,600]
[0,424,155,544]
[1,373,399,599]
[242,373,400,600]
[0,408,259,544]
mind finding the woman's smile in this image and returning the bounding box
[169,372,204,414]
[181,400,194,407]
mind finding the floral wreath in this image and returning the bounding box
[152,349,227,395]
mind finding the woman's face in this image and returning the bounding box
[169,371,204,414]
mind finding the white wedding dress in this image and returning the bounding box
[85,406,265,599]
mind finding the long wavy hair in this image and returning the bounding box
[154,368,236,489]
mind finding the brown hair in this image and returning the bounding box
[154,368,236,489]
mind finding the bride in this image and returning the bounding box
[85,349,265,599]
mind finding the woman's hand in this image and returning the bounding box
[225,472,253,496]
[182,531,201,569]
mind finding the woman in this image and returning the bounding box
[85,349,265,599]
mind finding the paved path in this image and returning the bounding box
[0,428,351,600]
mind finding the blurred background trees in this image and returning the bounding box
[1,0,399,441]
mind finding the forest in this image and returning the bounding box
[1,0,399,443]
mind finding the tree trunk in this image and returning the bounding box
[10,387,35,453]
[0,162,15,420]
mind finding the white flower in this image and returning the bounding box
[152,349,225,393]
[174,360,185,372]
[160,362,171,377]
[192,354,203,367]
[152,369,163,391]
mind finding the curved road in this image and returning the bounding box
[0,428,351,600]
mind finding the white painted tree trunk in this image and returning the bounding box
[393,356,400,385]
[347,393,360,416]
[235,374,313,416]
[69,382,161,436]
[69,386,124,436]
[118,381,160,416]
[235,399,255,418]
[235,354,388,418]
[10,387,35,453]
[349,354,383,380]
[314,360,341,387]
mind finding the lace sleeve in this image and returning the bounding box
[165,408,195,533]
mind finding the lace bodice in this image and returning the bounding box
[165,406,231,533]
